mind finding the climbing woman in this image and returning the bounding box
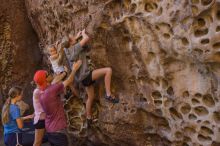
[63,29,120,127]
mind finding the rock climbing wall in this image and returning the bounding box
[0,0,41,104]
[25,0,220,145]
[0,0,42,141]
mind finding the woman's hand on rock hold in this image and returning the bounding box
[75,31,82,39]
[82,29,86,36]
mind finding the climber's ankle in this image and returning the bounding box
[87,115,92,119]
[106,92,111,97]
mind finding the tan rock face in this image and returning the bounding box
[25,0,220,145]
[0,0,41,103]
[0,0,41,138]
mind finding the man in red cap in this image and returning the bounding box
[33,60,82,146]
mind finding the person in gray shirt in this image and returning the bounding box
[63,29,119,127]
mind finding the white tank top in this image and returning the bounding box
[50,58,65,74]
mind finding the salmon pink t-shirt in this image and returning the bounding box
[39,83,67,132]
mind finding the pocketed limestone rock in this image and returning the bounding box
[25,0,220,145]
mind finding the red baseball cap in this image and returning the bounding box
[33,70,47,89]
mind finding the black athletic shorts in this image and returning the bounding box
[81,71,95,87]
[34,120,45,129]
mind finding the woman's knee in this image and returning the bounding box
[106,67,112,74]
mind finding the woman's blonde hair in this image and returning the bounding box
[1,86,22,124]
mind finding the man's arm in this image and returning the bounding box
[63,60,82,88]
[51,72,67,84]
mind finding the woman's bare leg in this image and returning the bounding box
[92,67,112,96]
[33,128,45,146]
[85,85,95,119]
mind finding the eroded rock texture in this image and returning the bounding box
[0,0,41,139]
[25,0,220,146]
[0,0,41,103]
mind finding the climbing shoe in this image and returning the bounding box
[86,117,98,128]
[105,95,119,103]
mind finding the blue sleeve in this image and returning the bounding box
[11,105,21,120]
